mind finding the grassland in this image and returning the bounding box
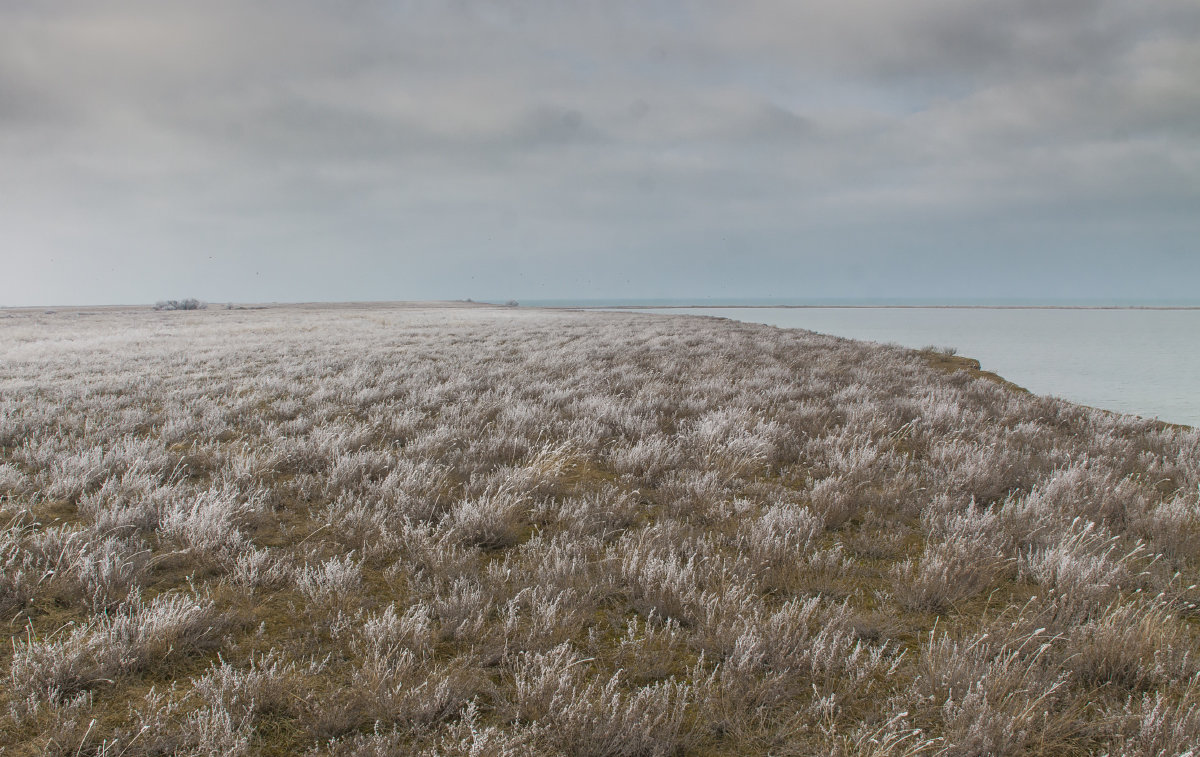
[1,303,1198,755]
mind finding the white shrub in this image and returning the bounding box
[160,485,261,556]
[295,553,362,605]
[0,516,40,614]
[9,591,215,709]
[1103,689,1200,757]
[511,643,693,756]
[446,486,528,550]
[912,624,1072,756]
[1020,519,1147,618]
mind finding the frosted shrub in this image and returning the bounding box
[44,446,111,502]
[394,519,481,585]
[43,438,170,503]
[927,439,1027,506]
[316,495,391,554]
[557,486,639,541]
[226,546,286,591]
[738,502,824,592]
[500,586,587,653]
[608,435,681,484]
[497,534,614,619]
[349,616,477,727]
[351,642,420,719]
[801,542,852,578]
[9,591,215,709]
[1066,599,1189,692]
[326,448,394,494]
[181,705,253,756]
[618,541,708,624]
[511,643,589,721]
[29,526,148,611]
[891,547,979,614]
[0,461,30,498]
[611,613,687,684]
[835,711,943,757]
[0,403,31,449]
[20,691,99,756]
[1103,690,1200,757]
[505,442,579,498]
[221,443,272,489]
[419,700,540,756]
[1134,490,1200,564]
[129,685,254,757]
[912,625,1073,755]
[703,596,898,722]
[683,407,778,480]
[154,298,206,311]
[63,533,148,611]
[0,517,40,614]
[808,475,860,528]
[376,458,453,522]
[894,501,1010,612]
[553,673,693,757]
[192,651,300,723]
[431,576,493,642]
[77,470,170,534]
[446,486,528,550]
[511,643,693,756]
[265,429,342,475]
[355,602,437,661]
[1015,461,1155,530]
[655,468,729,517]
[295,553,362,605]
[1020,519,1147,618]
[160,485,261,556]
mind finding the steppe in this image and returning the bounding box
[2,303,1198,755]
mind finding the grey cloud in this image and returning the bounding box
[0,1,1197,306]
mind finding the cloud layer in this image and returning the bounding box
[2,1,1198,304]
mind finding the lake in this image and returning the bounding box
[625,307,1200,428]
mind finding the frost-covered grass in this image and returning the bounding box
[1,302,1198,755]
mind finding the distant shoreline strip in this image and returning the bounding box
[567,305,1200,311]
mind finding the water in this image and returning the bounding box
[621,307,1200,428]
[526,297,1200,308]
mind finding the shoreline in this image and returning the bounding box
[590,305,1198,430]
[4,301,1195,429]
[567,304,1200,311]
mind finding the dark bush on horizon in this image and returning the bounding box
[153,298,206,311]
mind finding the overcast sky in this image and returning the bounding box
[2,1,1197,306]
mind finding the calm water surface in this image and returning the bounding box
[631,308,1200,428]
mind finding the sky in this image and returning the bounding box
[1,1,1198,306]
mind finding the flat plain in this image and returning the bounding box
[2,303,1198,755]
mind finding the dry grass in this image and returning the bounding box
[1,302,1197,755]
